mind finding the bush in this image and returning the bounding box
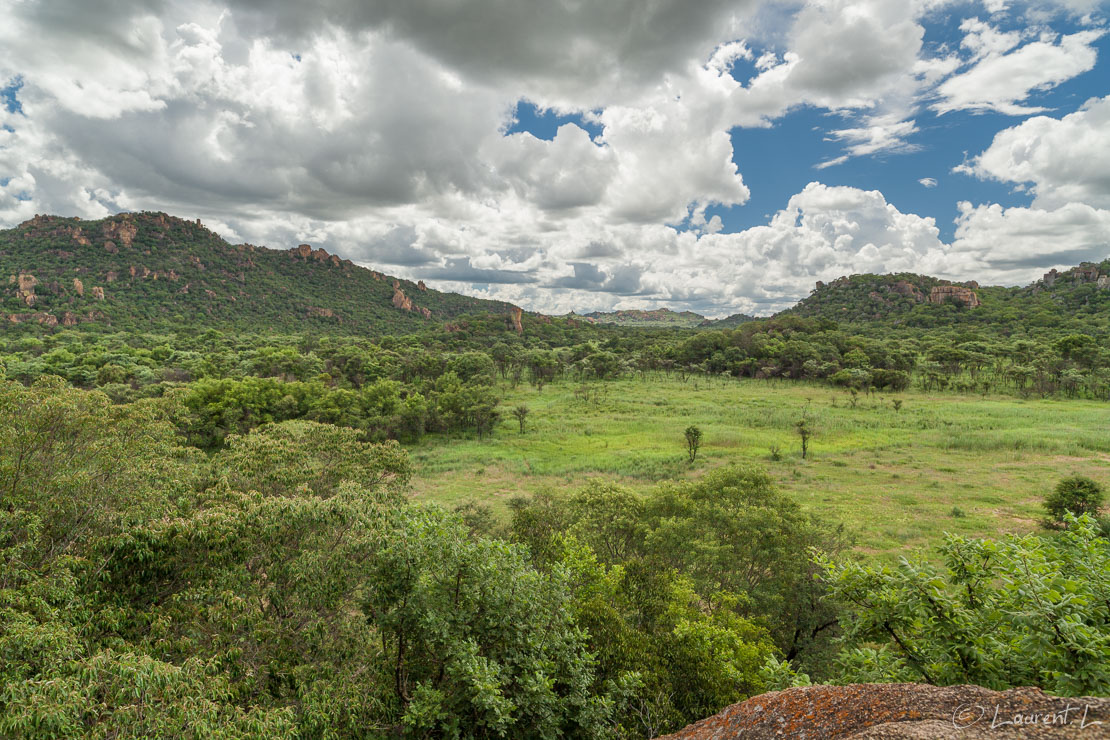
[1044,475,1104,526]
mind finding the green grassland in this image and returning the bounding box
[409,375,1110,557]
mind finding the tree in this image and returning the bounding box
[1044,475,1104,527]
[684,425,702,464]
[512,404,529,434]
[817,516,1110,696]
[796,417,812,459]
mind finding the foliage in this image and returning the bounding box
[818,516,1110,696]
[684,425,702,464]
[1044,475,1105,526]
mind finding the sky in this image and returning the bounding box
[1,0,1109,317]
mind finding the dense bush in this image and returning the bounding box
[1044,475,1105,525]
[817,517,1110,696]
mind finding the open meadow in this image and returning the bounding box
[410,375,1110,557]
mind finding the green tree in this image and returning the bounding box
[1044,475,1104,526]
[513,404,530,434]
[817,516,1110,696]
[684,425,703,464]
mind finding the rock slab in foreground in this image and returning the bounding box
[658,683,1110,739]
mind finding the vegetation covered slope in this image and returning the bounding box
[0,212,520,335]
[574,308,709,327]
[783,262,1110,335]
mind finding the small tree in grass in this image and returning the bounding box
[795,418,812,460]
[684,425,702,464]
[513,405,530,435]
[1044,475,1104,527]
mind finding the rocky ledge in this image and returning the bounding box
[659,683,1110,739]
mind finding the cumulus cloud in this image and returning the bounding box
[919,177,938,187]
[946,200,1110,281]
[955,95,1110,208]
[1,0,1108,317]
[933,20,1104,114]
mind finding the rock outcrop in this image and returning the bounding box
[91,286,105,301]
[660,683,1110,739]
[15,273,38,306]
[73,278,84,297]
[289,244,343,267]
[890,280,924,301]
[417,280,427,291]
[390,280,432,318]
[307,306,339,320]
[510,306,523,334]
[928,285,980,308]
[5,311,58,327]
[103,218,138,248]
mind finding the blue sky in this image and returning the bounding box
[508,10,1109,245]
[1,0,1108,316]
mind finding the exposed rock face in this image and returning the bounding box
[103,219,138,248]
[62,311,78,326]
[1099,276,1110,289]
[660,684,1110,739]
[288,243,344,267]
[390,280,432,318]
[73,278,84,297]
[1074,264,1100,282]
[891,281,924,301]
[391,281,414,311]
[15,273,37,306]
[928,285,980,308]
[1044,268,1059,287]
[511,306,523,334]
[104,240,119,254]
[91,286,105,301]
[417,280,427,291]
[5,311,58,327]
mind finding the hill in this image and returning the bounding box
[574,307,708,327]
[0,212,522,335]
[783,262,1110,335]
[700,311,757,328]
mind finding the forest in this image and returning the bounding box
[2,214,1109,738]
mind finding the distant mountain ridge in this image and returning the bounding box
[573,308,708,327]
[782,260,1110,329]
[0,212,521,334]
[3,211,1108,336]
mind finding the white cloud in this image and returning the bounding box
[919,177,938,187]
[946,201,1110,283]
[933,21,1104,114]
[955,95,1110,208]
[1,0,1108,318]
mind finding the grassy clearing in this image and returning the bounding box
[407,375,1110,558]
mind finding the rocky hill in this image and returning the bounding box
[0,212,521,335]
[701,311,758,329]
[661,683,1110,739]
[575,308,709,327]
[784,261,1110,332]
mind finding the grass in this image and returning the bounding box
[407,375,1110,558]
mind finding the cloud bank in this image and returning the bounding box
[0,0,1107,316]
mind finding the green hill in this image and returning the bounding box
[0,212,521,335]
[783,262,1110,335]
[700,311,757,329]
[575,308,707,327]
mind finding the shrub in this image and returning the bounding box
[1044,475,1104,526]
